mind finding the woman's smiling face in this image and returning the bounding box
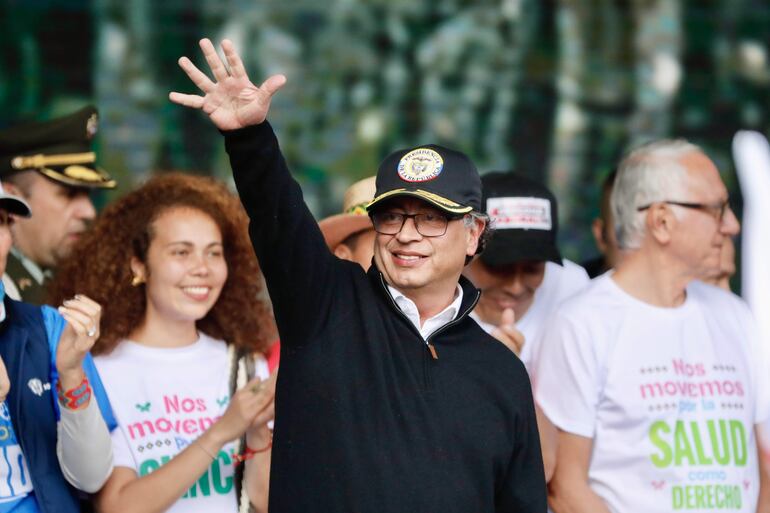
[133,206,228,324]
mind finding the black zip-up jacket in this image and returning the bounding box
[225,122,546,513]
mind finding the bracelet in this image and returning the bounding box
[56,376,91,411]
[195,440,217,461]
[233,437,272,466]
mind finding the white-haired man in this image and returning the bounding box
[534,140,770,513]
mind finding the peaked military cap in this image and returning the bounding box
[0,106,116,189]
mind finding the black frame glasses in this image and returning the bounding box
[370,211,462,237]
[636,200,730,222]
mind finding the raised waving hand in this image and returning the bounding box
[169,38,286,130]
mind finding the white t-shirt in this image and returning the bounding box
[533,274,770,513]
[471,259,589,370]
[95,333,268,513]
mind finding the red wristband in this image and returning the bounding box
[56,376,91,411]
[233,437,272,466]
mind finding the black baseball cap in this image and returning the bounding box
[0,106,116,189]
[366,144,482,214]
[480,171,562,267]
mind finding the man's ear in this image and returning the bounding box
[647,204,674,246]
[333,243,354,262]
[592,218,608,253]
[465,217,485,257]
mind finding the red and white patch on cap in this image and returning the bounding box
[487,197,552,230]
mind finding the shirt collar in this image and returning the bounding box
[387,283,463,340]
[10,247,48,285]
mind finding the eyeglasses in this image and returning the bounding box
[636,200,730,222]
[371,211,460,237]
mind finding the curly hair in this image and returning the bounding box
[48,173,275,356]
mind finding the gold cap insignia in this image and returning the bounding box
[86,113,98,140]
[63,165,103,182]
[11,152,96,170]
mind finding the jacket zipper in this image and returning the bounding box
[425,289,481,354]
[378,274,481,390]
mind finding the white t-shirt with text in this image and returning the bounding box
[95,333,268,513]
[534,274,770,513]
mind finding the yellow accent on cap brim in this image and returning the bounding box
[11,152,96,170]
[37,166,116,189]
[366,188,472,214]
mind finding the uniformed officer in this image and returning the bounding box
[0,106,116,302]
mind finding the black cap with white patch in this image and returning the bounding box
[481,171,562,267]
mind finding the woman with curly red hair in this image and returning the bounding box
[49,173,277,513]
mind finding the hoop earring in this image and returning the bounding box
[131,274,145,287]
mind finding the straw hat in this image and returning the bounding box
[318,176,376,249]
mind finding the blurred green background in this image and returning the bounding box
[1,0,769,265]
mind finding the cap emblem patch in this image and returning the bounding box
[86,113,98,140]
[397,148,444,183]
[487,197,552,230]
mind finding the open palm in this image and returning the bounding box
[169,38,286,131]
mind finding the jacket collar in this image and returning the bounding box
[367,263,481,325]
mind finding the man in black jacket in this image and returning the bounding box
[170,38,546,513]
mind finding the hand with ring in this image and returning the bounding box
[56,294,103,390]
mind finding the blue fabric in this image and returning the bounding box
[0,495,40,513]
[0,300,82,513]
[0,402,37,512]
[40,306,117,431]
[0,281,5,323]
[0,286,40,512]
[0,283,33,513]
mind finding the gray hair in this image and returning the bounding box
[463,211,489,229]
[463,211,493,260]
[611,139,702,249]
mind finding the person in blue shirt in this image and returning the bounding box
[0,179,116,513]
